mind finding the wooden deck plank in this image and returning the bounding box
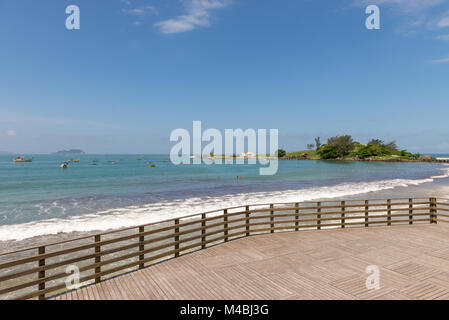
[53,224,449,300]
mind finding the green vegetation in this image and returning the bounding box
[356,144,391,159]
[283,135,423,161]
[286,150,319,159]
[276,149,286,158]
[314,137,322,151]
[319,145,339,159]
[326,135,354,158]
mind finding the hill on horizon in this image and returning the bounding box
[52,149,86,155]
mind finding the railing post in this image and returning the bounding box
[430,197,437,224]
[409,198,413,225]
[139,226,145,268]
[174,219,180,258]
[245,205,250,237]
[270,204,274,233]
[295,203,299,231]
[95,235,101,283]
[365,200,369,227]
[201,214,206,249]
[38,246,45,300]
[224,209,228,242]
[387,199,392,226]
[341,201,345,228]
[317,202,321,230]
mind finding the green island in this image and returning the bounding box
[277,135,437,162]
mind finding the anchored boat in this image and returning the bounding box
[13,156,32,163]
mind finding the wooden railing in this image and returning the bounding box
[1,197,449,300]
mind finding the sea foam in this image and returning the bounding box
[0,167,448,241]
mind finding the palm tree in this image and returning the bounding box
[314,137,322,151]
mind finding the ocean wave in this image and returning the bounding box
[1,168,448,241]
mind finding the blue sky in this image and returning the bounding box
[1,0,449,154]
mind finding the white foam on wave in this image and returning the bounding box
[1,167,448,241]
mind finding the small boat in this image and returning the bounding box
[148,164,156,168]
[60,162,68,169]
[73,159,80,163]
[13,156,33,163]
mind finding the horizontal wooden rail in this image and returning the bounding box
[0,197,447,300]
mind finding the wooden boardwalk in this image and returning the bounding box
[53,224,449,300]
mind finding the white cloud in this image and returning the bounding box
[438,15,449,28]
[2,130,16,137]
[155,0,229,34]
[122,5,158,16]
[431,55,449,63]
[435,33,449,40]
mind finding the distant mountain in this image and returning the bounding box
[53,149,86,155]
[0,151,14,155]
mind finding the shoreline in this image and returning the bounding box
[1,162,448,251]
[280,156,449,164]
[204,155,449,164]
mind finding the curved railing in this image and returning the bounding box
[1,197,449,300]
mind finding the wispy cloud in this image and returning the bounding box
[431,55,449,63]
[354,0,445,15]
[155,0,230,34]
[122,6,158,16]
[0,115,117,129]
[353,0,446,33]
[1,130,16,137]
[435,33,449,40]
[121,0,158,26]
[437,15,449,28]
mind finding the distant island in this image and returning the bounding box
[200,135,444,164]
[53,149,86,155]
[276,135,438,162]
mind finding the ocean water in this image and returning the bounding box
[0,154,448,241]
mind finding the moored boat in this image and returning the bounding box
[13,156,32,163]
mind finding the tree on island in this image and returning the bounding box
[276,149,286,158]
[314,137,322,151]
[367,139,398,152]
[319,145,340,159]
[357,139,402,159]
[326,135,355,158]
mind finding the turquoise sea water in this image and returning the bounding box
[0,154,448,241]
